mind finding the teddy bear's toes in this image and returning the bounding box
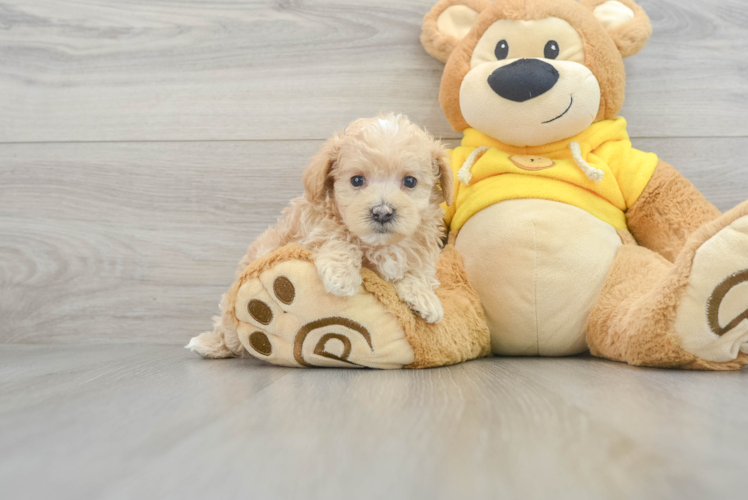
[233,257,415,369]
[675,201,748,364]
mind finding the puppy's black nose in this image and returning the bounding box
[487,58,560,102]
[371,204,395,224]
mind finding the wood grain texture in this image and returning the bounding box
[0,140,317,344]
[2,2,747,498]
[1,0,747,142]
[1,344,747,499]
[2,137,746,346]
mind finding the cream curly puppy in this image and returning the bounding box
[188,113,453,358]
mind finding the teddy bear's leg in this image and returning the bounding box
[587,201,748,370]
[399,243,492,368]
[191,243,490,369]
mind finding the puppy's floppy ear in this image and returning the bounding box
[582,0,652,58]
[433,145,454,207]
[303,132,343,202]
[421,0,491,63]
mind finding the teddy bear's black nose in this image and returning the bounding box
[487,58,560,102]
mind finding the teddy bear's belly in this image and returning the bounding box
[455,199,622,356]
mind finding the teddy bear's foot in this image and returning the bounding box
[588,201,748,370]
[675,201,748,363]
[211,243,490,369]
[232,256,415,369]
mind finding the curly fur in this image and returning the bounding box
[189,114,453,358]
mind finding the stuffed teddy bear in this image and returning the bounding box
[190,0,748,371]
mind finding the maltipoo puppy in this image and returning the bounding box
[189,113,453,358]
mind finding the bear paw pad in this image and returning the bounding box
[676,210,748,362]
[234,259,414,369]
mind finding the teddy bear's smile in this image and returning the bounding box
[542,95,574,124]
[459,57,600,147]
[484,56,577,125]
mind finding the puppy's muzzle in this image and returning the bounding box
[371,203,395,224]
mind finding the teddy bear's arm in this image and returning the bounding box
[626,160,721,262]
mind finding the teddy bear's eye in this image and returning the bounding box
[544,40,560,60]
[494,40,509,60]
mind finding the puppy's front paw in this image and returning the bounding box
[398,287,444,324]
[317,261,363,297]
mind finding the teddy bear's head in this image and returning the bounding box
[421,0,652,147]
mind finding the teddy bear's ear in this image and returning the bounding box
[421,0,492,63]
[582,0,652,58]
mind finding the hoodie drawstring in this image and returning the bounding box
[569,141,604,183]
[457,147,490,185]
[458,142,605,186]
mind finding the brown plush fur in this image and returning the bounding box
[682,352,748,372]
[361,243,492,369]
[587,244,696,367]
[580,0,652,58]
[426,0,647,131]
[588,201,748,370]
[616,228,637,246]
[420,0,491,63]
[627,160,722,262]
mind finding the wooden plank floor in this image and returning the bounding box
[2,345,748,500]
[1,1,748,498]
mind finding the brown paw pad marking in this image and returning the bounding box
[293,317,373,367]
[273,276,295,305]
[249,331,272,356]
[314,334,351,362]
[248,300,273,325]
[707,269,748,336]
[247,277,295,324]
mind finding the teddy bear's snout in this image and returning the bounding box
[487,58,560,103]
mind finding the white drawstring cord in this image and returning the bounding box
[457,146,490,185]
[459,142,604,185]
[569,141,604,183]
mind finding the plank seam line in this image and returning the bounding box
[0,136,746,145]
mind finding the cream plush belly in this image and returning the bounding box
[455,199,622,356]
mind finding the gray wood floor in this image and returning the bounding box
[3,345,748,500]
[1,1,747,499]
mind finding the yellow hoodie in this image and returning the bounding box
[444,118,659,232]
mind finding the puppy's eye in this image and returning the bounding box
[495,40,509,60]
[544,40,559,60]
[403,176,417,189]
[350,175,365,187]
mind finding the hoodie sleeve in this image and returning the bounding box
[593,138,659,210]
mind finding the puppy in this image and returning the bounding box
[189,113,453,358]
